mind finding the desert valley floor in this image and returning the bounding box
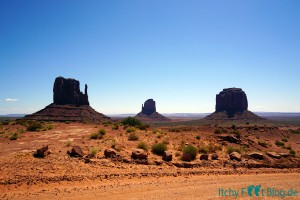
[0,120,299,199]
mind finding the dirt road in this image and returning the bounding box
[2,173,299,200]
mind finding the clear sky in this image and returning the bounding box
[0,0,299,115]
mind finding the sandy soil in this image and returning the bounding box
[1,173,299,200]
[0,121,300,199]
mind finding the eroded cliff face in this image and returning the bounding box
[216,88,248,114]
[53,77,89,106]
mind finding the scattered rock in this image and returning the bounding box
[211,154,219,160]
[200,154,209,160]
[182,153,192,162]
[104,149,117,158]
[131,149,147,160]
[229,152,241,161]
[162,151,173,162]
[34,145,50,158]
[218,135,240,143]
[279,153,294,158]
[69,145,84,157]
[248,152,264,160]
[267,152,281,159]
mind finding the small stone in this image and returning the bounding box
[162,151,172,162]
[200,154,209,160]
[229,152,241,161]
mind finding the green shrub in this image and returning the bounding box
[195,135,200,140]
[111,140,116,148]
[126,127,136,133]
[137,141,148,151]
[1,120,10,125]
[90,147,98,157]
[290,129,300,134]
[183,145,198,160]
[138,124,150,130]
[281,137,288,142]
[98,128,106,136]
[289,149,296,155]
[90,132,100,139]
[122,117,142,127]
[152,143,167,155]
[66,140,72,147]
[286,145,292,150]
[169,127,180,133]
[258,140,268,147]
[128,132,139,141]
[112,124,119,130]
[27,121,42,132]
[199,146,209,154]
[9,132,19,140]
[275,140,284,146]
[227,146,241,154]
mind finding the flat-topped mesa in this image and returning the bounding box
[216,88,248,114]
[142,99,156,115]
[53,77,89,106]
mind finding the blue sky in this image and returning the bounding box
[0,0,299,114]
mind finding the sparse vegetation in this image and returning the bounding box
[90,147,98,157]
[66,140,72,147]
[152,143,167,155]
[137,141,148,151]
[27,121,43,132]
[258,140,268,147]
[169,127,180,133]
[289,149,296,155]
[112,124,119,130]
[290,129,300,134]
[98,128,106,136]
[126,127,136,133]
[183,145,198,160]
[9,132,19,140]
[195,135,200,140]
[226,146,241,154]
[122,117,142,127]
[128,132,139,141]
[281,137,288,142]
[275,140,284,147]
[111,139,116,148]
[90,132,100,139]
[199,146,209,154]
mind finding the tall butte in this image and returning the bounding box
[205,88,263,120]
[25,76,110,123]
[135,99,170,121]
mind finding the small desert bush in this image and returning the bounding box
[227,146,241,154]
[137,141,148,151]
[111,139,116,148]
[199,146,209,154]
[90,132,100,139]
[90,147,98,157]
[98,128,106,136]
[289,149,296,155]
[9,132,19,140]
[195,135,200,140]
[152,143,167,155]
[169,127,180,133]
[183,145,198,160]
[222,129,228,133]
[1,120,10,125]
[112,124,119,130]
[258,140,268,147]
[139,124,150,130]
[290,129,300,134]
[66,140,72,147]
[128,132,139,141]
[275,140,284,147]
[286,145,292,150]
[230,130,241,138]
[65,121,70,124]
[122,117,142,127]
[126,127,136,133]
[27,121,42,132]
[281,137,288,142]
